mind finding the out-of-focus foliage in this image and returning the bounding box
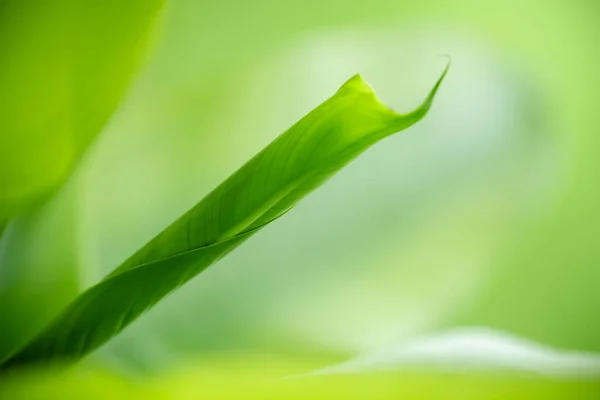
[0,0,164,219]
[1,0,600,398]
[1,356,599,400]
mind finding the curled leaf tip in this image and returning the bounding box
[387,59,450,131]
[424,58,450,106]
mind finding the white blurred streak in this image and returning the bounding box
[306,327,600,380]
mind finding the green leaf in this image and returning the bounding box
[0,0,165,219]
[1,64,448,367]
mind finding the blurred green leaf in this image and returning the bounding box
[1,354,598,400]
[2,66,448,367]
[0,0,165,365]
[0,0,164,219]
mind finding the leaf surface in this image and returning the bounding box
[2,65,448,367]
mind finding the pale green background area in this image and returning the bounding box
[77,0,599,371]
[1,0,599,397]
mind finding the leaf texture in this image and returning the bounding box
[2,64,448,367]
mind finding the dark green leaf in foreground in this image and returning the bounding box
[1,65,448,367]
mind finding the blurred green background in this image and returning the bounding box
[1,0,599,398]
